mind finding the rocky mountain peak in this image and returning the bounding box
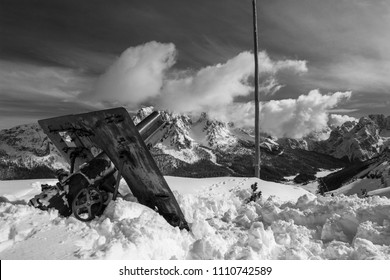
[132,106,155,125]
[279,114,388,162]
[312,116,384,161]
[0,123,67,172]
[368,114,390,136]
[132,107,252,150]
[1,107,387,180]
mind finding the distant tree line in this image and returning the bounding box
[0,162,56,180]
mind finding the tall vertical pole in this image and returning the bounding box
[252,0,260,178]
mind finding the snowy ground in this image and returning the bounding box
[333,179,390,198]
[332,160,390,198]
[1,176,390,260]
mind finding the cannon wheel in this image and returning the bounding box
[72,187,103,221]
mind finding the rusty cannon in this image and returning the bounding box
[29,108,189,230]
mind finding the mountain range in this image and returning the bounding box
[0,107,389,192]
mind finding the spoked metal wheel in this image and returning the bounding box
[72,187,103,221]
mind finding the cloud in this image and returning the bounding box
[261,90,352,138]
[93,41,176,106]
[92,41,307,112]
[87,42,354,139]
[0,60,94,100]
[157,51,307,113]
[256,0,390,117]
[0,59,100,129]
[328,114,358,128]
[218,90,352,139]
[157,51,254,112]
[0,41,353,138]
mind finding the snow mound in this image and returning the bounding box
[1,177,390,259]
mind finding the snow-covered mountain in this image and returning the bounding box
[0,123,67,179]
[137,108,256,152]
[279,115,390,162]
[0,107,357,181]
[0,108,260,179]
[132,107,346,181]
[314,117,383,161]
[369,114,390,137]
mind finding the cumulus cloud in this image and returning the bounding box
[219,90,352,139]
[260,90,352,138]
[93,41,307,111]
[92,42,355,139]
[157,51,253,113]
[94,41,176,106]
[157,52,306,113]
[328,114,358,127]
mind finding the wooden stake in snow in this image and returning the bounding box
[252,0,260,178]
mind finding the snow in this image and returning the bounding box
[155,143,200,163]
[1,176,390,259]
[200,147,218,164]
[189,120,211,147]
[284,174,298,181]
[333,179,383,197]
[284,168,343,194]
[0,179,57,203]
[367,187,390,198]
[333,159,390,198]
[189,118,239,148]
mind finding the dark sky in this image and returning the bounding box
[1,0,389,129]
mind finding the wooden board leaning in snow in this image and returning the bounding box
[38,107,188,229]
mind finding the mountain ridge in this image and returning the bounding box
[278,115,390,162]
[1,108,387,183]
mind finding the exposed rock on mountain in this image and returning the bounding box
[0,124,67,179]
[279,116,389,162]
[0,107,348,180]
[259,137,283,154]
[316,117,382,161]
[278,138,309,150]
[0,123,67,166]
[369,114,390,137]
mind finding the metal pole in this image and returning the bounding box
[252,0,260,178]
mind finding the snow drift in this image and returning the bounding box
[1,176,390,260]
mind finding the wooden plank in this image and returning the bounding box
[38,115,95,171]
[74,108,188,229]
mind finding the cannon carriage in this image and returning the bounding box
[29,107,189,230]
